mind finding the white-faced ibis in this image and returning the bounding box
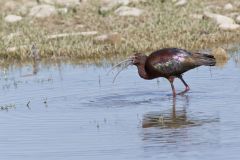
[111,48,216,96]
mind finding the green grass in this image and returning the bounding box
[1,0,240,61]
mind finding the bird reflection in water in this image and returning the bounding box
[142,95,220,130]
[142,96,198,129]
[141,96,220,151]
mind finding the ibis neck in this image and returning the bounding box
[136,64,150,80]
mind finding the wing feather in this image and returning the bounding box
[152,49,196,75]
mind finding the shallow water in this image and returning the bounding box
[0,51,240,160]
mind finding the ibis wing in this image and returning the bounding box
[152,53,196,75]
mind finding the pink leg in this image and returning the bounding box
[177,75,190,95]
[168,76,176,97]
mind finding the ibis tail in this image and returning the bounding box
[193,52,216,66]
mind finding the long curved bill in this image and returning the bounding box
[107,57,134,83]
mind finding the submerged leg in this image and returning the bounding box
[178,75,190,95]
[168,76,176,97]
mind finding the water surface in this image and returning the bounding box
[0,51,240,160]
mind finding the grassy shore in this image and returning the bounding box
[0,0,240,61]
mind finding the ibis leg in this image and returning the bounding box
[178,75,190,95]
[168,77,176,97]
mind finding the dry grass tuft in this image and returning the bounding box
[212,47,229,67]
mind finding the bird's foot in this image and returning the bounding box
[177,86,190,96]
